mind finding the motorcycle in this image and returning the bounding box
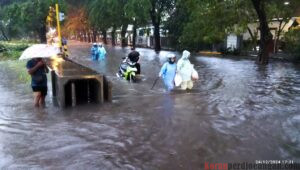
[117,51,141,82]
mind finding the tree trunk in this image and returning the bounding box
[88,31,91,43]
[0,24,9,41]
[111,27,116,46]
[80,31,84,41]
[79,31,83,41]
[275,20,288,53]
[247,26,257,52]
[92,29,97,42]
[38,25,47,43]
[132,23,137,49]
[274,20,282,54]
[121,24,128,47]
[153,22,161,51]
[102,30,107,44]
[83,31,87,42]
[251,0,273,64]
[150,5,161,51]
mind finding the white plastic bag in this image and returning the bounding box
[191,69,199,80]
[174,73,182,87]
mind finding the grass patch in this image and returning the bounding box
[0,60,31,84]
[0,40,33,61]
[0,50,23,60]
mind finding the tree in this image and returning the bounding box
[251,0,273,64]
[179,0,242,50]
[64,8,89,42]
[21,1,50,42]
[164,0,190,50]
[0,0,66,43]
[119,0,131,47]
[86,0,109,44]
[283,29,300,59]
[266,0,300,53]
[0,7,10,40]
[87,0,127,46]
[1,3,25,40]
[70,0,173,50]
[148,0,175,51]
[0,0,26,40]
[174,0,291,64]
[124,0,151,48]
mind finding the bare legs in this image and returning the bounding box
[33,92,45,108]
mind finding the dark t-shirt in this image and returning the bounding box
[26,59,47,87]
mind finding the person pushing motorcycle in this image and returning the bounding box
[117,51,141,82]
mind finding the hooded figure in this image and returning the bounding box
[159,54,177,91]
[97,43,107,60]
[117,51,141,80]
[177,50,194,90]
[91,43,99,60]
[128,51,140,74]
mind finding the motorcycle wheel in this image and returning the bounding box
[129,73,136,82]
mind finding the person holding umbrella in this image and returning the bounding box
[26,58,49,107]
[20,44,60,107]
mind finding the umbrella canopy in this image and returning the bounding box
[19,44,61,60]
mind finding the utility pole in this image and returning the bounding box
[56,3,62,48]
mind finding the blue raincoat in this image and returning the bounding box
[159,62,177,91]
[98,46,107,60]
[91,46,99,60]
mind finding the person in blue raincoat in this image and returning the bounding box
[159,54,177,91]
[91,43,99,60]
[97,43,107,60]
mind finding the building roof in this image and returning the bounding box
[288,17,300,29]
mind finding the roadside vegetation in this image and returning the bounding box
[0,40,33,60]
[283,29,300,60]
[0,41,32,83]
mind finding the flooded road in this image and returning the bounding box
[0,41,300,169]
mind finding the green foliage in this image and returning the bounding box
[149,0,175,17]
[267,0,300,21]
[87,0,133,28]
[0,50,22,60]
[124,0,151,26]
[1,3,24,39]
[166,0,300,54]
[164,0,190,50]
[283,29,300,59]
[87,0,118,30]
[0,41,32,84]
[0,60,31,84]
[65,0,86,8]
[179,0,240,49]
[0,0,66,42]
[0,41,31,60]
[267,0,300,52]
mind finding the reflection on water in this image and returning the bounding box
[0,41,300,169]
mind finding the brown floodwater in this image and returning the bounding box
[0,41,300,169]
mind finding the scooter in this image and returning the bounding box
[117,51,141,82]
[117,57,139,82]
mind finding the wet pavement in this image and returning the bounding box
[0,40,300,169]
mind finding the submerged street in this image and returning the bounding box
[0,41,300,169]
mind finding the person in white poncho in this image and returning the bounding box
[177,50,194,90]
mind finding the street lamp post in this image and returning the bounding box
[55,3,62,49]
